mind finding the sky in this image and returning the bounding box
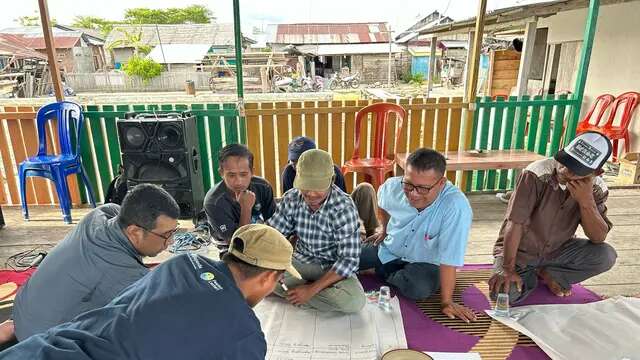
[2,0,540,34]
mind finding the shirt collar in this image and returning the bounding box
[550,163,567,191]
[107,217,145,263]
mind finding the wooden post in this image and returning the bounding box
[38,0,63,101]
[565,0,600,145]
[463,0,488,148]
[232,0,245,99]
[462,31,475,100]
[515,20,538,99]
[460,0,488,191]
[465,0,488,108]
[427,36,437,95]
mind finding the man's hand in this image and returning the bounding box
[488,269,523,294]
[364,229,386,246]
[236,190,256,210]
[567,177,595,206]
[441,302,477,323]
[286,284,318,306]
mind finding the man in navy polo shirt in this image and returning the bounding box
[0,224,301,359]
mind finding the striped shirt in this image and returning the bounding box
[268,185,361,277]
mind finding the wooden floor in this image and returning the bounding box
[1,188,639,297]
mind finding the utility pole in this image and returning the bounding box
[387,25,393,87]
[38,0,63,101]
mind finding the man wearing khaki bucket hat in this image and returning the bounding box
[0,224,299,359]
[269,149,366,313]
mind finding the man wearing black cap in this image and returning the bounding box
[282,136,379,237]
[489,131,617,303]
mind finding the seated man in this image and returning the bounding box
[204,143,276,247]
[359,148,476,322]
[0,224,300,359]
[8,183,180,342]
[282,136,379,237]
[269,149,366,313]
[488,131,617,303]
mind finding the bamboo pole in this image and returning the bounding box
[38,0,63,101]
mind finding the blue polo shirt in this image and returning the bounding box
[1,254,266,360]
[377,177,472,267]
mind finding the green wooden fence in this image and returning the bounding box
[78,103,241,203]
[466,94,579,192]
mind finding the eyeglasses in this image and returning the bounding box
[137,225,181,241]
[401,177,443,195]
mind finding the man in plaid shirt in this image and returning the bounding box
[268,149,366,313]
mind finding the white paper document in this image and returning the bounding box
[425,352,482,360]
[486,296,640,360]
[254,296,407,360]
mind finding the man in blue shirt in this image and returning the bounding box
[0,224,301,359]
[360,148,476,322]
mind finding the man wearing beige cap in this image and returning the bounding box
[1,224,299,360]
[268,149,366,313]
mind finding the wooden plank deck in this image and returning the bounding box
[0,188,638,297]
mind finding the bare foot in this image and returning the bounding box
[0,320,16,344]
[538,269,570,297]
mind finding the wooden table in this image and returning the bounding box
[395,150,545,172]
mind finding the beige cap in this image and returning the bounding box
[229,224,301,279]
[293,149,334,191]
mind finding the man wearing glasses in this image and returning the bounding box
[268,149,366,313]
[5,184,180,344]
[0,224,300,359]
[359,148,476,322]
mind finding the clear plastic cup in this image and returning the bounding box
[494,293,510,317]
[378,286,391,311]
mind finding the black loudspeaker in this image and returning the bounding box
[117,112,205,220]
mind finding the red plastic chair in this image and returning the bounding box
[601,91,640,161]
[342,103,406,189]
[576,94,615,134]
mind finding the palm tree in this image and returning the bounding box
[106,27,151,56]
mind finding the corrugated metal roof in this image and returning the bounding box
[297,43,405,56]
[146,44,211,64]
[0,34,48,60]
[417,0,633,36]
[269,22,389,44]
[105,23,253,48]
[23,36,81,50]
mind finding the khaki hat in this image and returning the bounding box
[229,224,301,279]
[293,149,334,191]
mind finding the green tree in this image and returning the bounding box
[16,15,57,26]
[122,55,163,84]
[72,16,116,37]
[106,27,151,55]
[124,5,213,24]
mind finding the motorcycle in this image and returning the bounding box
[274,75,324,92]
[303,75,325,92]
[329,72,360,90]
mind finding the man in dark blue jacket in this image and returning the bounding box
[0,224,300,359]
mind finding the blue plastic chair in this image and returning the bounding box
[18,101,96,223]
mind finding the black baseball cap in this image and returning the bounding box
[554,131,612,176]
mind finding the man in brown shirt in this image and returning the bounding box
[489,131,617,303]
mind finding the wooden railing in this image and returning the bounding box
[0,103,242,206]
[467,94,579,191]
[0,95,580,206]
[245,97,467,196]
